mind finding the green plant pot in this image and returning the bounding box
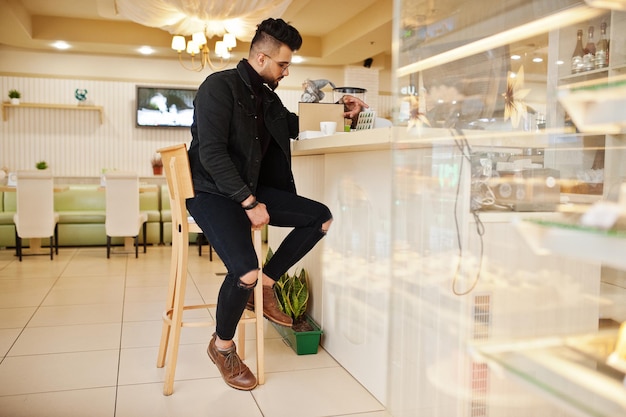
[273,315,323,355]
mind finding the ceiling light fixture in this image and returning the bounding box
[532,56,543,63]
[171,29,237,71]
[51,41,71,50]
[138,46,155,55]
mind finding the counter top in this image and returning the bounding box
[291,126,563,156]
[292,127,394,155]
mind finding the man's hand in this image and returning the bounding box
[341,95,369,120]
[245,202,270,229]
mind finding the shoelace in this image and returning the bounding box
[222,349,245,376]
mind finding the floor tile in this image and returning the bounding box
[0,387,116,417]
[9,323,121,355]
[0,259,67,280]
[29,303,122,327]
[118,343,216,385]
[61,257,128,277]
[252,367,385,417]
[0,350,119,395]
[263,338,340,373]
[124,285,183,303]
[53,274,125,290]
[121,320,211,349]
[42,285,124,306]
[0,306,37,329]
[0,279,57,308]
[0,328,21,357]
[125,273,170,288]
[115,379,263,417]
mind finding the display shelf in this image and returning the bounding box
[1,102,104,124]
[558,67,610,84]
[558,75,626,134]
[514,217,626,271]
[471,330,626,417]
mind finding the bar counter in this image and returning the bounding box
[273,126,601,406]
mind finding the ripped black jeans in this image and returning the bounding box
[186,185,332,341]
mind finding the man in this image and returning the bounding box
[187,18,367,391]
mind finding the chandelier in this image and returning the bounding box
[114,0,293,71]
[171,31,237,71]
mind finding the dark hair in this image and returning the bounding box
[251,18,302,52]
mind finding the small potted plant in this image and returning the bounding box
[267,249,323,355]
[8,89,21,105]
[151,154,163,175]
[35,160,48,170]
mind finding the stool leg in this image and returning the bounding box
[157,224,181,369]
[237,322,246,359]
[162,224,190,396]
[253,228,265,385]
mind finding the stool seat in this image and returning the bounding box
[156,143,265,395]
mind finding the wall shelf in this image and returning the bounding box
[1,102,104,124]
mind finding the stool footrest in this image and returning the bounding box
[162,303,217,328]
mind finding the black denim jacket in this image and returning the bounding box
[188,59,299,203]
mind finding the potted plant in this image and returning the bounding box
[267,249,323,355]
[35,160,48,170]
[8,89,21,105]
[151,154,163,175]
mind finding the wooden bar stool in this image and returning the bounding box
[156,143,265,395]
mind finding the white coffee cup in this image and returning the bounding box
[320,121,337,136]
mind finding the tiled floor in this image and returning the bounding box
[0,245,389,417]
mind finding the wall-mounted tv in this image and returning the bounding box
[136,86,197,128]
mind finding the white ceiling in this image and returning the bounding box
[0,0,394,68]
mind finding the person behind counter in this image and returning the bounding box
[186,17,367,390]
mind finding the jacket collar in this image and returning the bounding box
[236,59,276,103]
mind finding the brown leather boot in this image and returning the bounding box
[245,285,293,327]
[207,333,257,390]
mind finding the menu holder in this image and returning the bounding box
[354,110,376,130]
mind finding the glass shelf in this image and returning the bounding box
[471,330,626,417]
[558,75,626,134]
[515,217,626,271]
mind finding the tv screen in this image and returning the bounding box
[136,86,196,128]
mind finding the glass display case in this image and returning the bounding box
[389,1,626,416]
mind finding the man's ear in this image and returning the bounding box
[252,52,265,68]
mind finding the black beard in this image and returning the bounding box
[261,73,280,91]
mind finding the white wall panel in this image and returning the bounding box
[1,76,192,177]
[1,74,393,178]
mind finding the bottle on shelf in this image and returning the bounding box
[595,21,609,69]
[571,29,585,74]
[583,26,596,71]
